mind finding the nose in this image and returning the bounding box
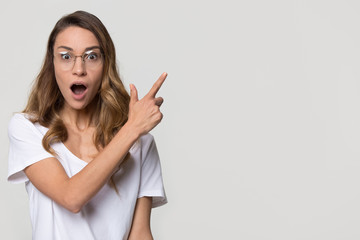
[72,56,86,76]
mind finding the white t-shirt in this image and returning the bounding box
[7,113,167,240]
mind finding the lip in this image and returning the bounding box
[70,81,88,100]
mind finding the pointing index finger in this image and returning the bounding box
[147,72,167,98]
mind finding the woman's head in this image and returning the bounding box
[48,10,117,83]
[25,11,130,152]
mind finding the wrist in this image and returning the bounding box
[120,122,141,142]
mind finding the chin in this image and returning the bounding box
[64,101,89,111]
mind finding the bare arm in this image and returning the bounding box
[128,197,153,240]
[24,73,167,213]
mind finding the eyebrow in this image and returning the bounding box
[56,46,101,52]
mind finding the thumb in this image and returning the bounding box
[129,84,138,107]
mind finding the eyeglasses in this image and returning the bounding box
[54,49,103,71]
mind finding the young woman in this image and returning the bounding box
[7,10,167,240]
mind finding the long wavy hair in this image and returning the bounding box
[23,11,130,155]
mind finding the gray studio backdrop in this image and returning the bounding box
[2,0,360,239]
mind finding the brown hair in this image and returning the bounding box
[23,11,130,154]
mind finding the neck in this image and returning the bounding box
[60,101,97,131]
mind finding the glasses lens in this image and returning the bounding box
[83,50,102,69]
[55,51,74,71]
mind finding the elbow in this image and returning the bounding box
[68,206,82,214]
[62,194,84,213]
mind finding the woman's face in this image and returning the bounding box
[53,26,103,111]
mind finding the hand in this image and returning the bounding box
[127,72,167,137]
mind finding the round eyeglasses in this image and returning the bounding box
[54,49,103,71]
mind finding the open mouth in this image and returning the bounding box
[71,84,87,95]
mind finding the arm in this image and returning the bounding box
[128,197,154,240]
[24,73,167,213]
[24,124,137,213]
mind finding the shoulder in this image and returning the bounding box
[9,113,31,134]
[138,133,157,154]
[9,113,28,125]
[8,113,47,139]
[139,133,155,146]
[129,134,158,162]
[130,133,154,152]
[9,113,36,127]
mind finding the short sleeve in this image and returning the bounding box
[138,134,167,208]
[7,114,53,184]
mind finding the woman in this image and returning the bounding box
[7,10,167,240]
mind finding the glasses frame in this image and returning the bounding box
[53,49,103,70]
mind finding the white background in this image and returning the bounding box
[1,0,360,239]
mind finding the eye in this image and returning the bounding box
[88,53,98,60]
[85,52,99,61]
[59,52,72,61]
